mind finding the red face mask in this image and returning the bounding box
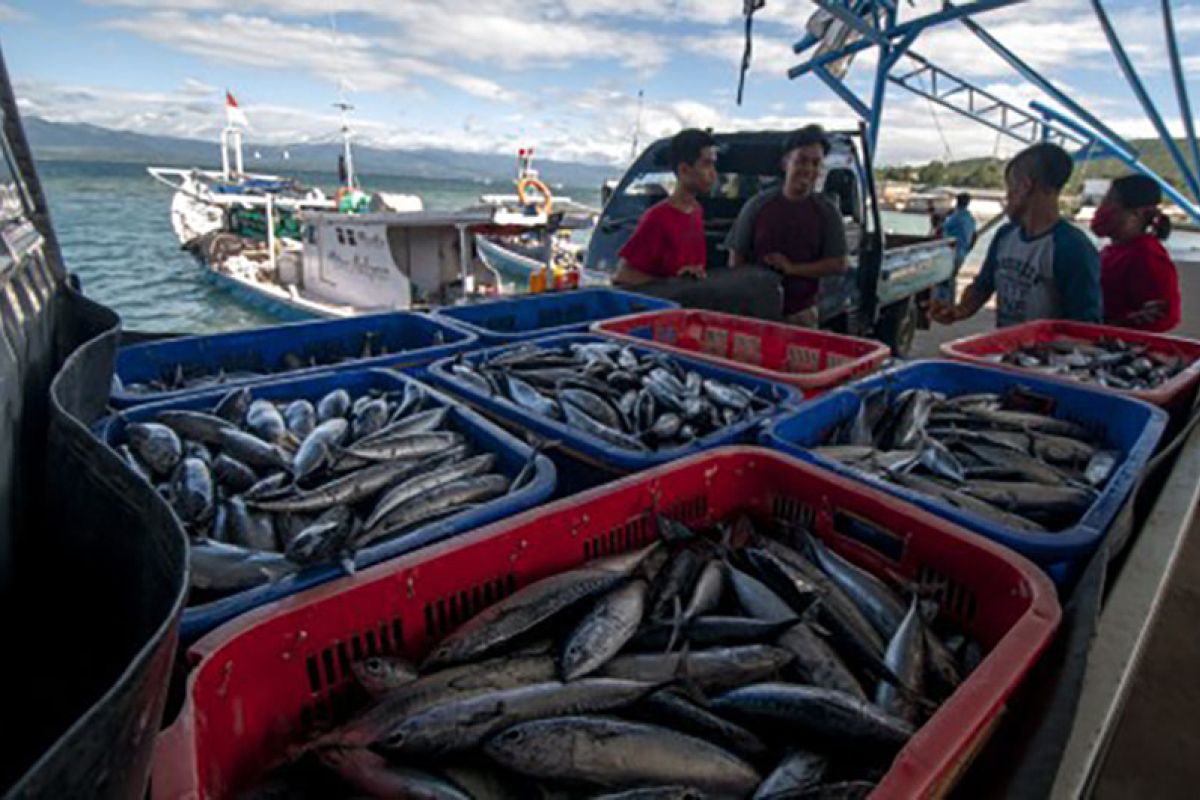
[1090,204,1120,237]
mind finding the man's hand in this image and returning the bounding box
[926,297,965,325]
[762,253,792,274]
[678,264,706,280]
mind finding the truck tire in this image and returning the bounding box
[875,297,917,357]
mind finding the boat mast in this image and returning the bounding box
[334,100,356,189]
[629,89,644,163]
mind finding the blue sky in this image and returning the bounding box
[2,0,1198,166]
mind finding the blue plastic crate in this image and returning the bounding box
[760,360,1167,587]
[101,368,556,642]
[425,333,801,489]
[111,312,477,408]
[432,288,677,346]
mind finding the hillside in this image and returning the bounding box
[877,138,1198,194]
[20,116,618,187]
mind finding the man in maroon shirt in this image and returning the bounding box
[725,125,848,326]
[614,129,717,286]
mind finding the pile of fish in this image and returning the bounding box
[115,381,529,601]
[815,386,1118,532]
[445,341,780,452]
[246,516,980,799]
[980,336,1188,390]
[117,329,437,395]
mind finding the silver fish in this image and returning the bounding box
[560,579,648,680]
[483,716,761,796]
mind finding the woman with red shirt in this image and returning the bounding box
[1091,175,1181,332]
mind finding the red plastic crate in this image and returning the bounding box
[594,309,890,397]
[151,447,1060,800]
[941,319,1200,417]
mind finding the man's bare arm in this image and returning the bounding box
[765,254,848,278]
[613,258,654,286]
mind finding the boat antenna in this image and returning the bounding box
[629,89,644,162]
[334,96,356,190]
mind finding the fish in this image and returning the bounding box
[349,656,418,697]
[483,716,762,796]
[728,563,797,623]
[962,480,1095,518]
[807,536,905,641]
[316,388,352,422]
[318,747,471,800]
[823,386,1105,532]
[712,682,914,750]
[320,655,560,748]
[126,421,182,476]
[249,459,423,513]
[363,453,495,532]
[452,341,777,453]
[292,418,348,480]
[217,429,292,472]
[560,579,648,680]
[422,567,634,669]
[246,399,291,445]
[283,399,316,439]
[597,645,795,693]
[1000,336,1189,390]
[284,506,353,565]
[626,616,798,652]
[682,559,724,621]
[188,538,295,593]
[378,679,657,755]
[507,374,560,419]
[647,548,705,622]
[754,750,829,799]
[359,473,510,545]
[633,688,769,758]
[875,598,925,723]
[212,453,258,493]
[154,409,238,446]
[351,397,389,441]
[116,444,152,483]
[777,622,867,702]
[171,457,214,524]
[213,386,253,424]
[343,431,465,462]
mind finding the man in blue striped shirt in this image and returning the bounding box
[929,143,1101,328]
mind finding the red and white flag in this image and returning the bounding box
[225,90,250,128]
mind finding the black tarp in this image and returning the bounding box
[0,46,187,798]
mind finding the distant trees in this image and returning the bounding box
[876,137,1191,195]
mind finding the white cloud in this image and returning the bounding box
[0,2,28,21]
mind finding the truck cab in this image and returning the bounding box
[586,129,955,355]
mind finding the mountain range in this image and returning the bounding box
[21,116,620,187]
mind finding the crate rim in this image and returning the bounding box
[939,318,1200,410]
[154,446,1061,800]
[112,310,479,406]
[430,287,678,342]
[592,307,891,392]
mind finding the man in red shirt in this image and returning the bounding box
[614,129,717,286]
[725,125,848,326]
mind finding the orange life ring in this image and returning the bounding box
[516,177,553,216]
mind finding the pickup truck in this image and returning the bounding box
[586,129,956,356]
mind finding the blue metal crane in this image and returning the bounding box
[777,0,1200,223]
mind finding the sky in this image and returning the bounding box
[1,0,1199,167]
